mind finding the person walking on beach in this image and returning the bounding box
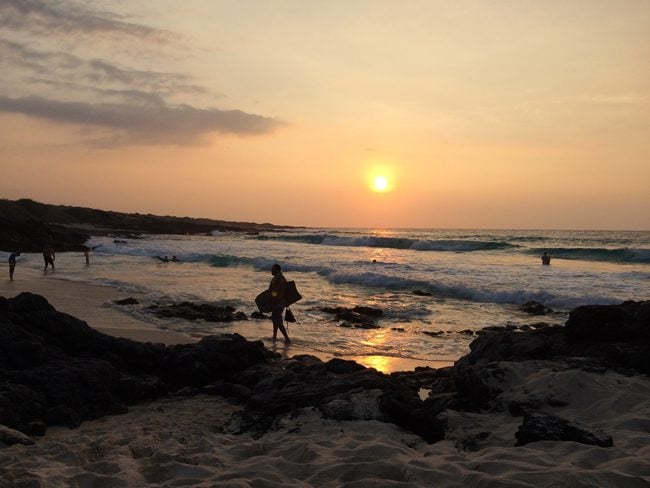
[84,249,90,266]
[43,246,55,270]
[269,263,291,343]
[541,252,551,265]
[8,252,20,281]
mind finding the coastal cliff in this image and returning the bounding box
[0,199,290,252]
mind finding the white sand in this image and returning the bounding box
[1,362,649,487]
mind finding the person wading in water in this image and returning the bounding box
[269,263,291,343]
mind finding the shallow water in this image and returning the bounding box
[7,228,649,366]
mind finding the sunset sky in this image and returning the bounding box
[1,0,648,229]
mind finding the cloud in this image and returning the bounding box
[0,2,283,146]
[0,40,207,96]
[0,0,174,42]
[0,95,282,145]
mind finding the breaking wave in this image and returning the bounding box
[529,247,650,264]
[255,234,516,252]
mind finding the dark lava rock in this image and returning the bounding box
[423,330,444,337]
[148,301,248,322]
[413,290,432,296]
[320,305,383,328]
[520,301,552,315]
[114,297,139,305]
[566,300,650,345]
[515,412,613,447]
[455,326,566,369]
[231,355,445,443]
[0,217,90,252]
[0,293,273,435]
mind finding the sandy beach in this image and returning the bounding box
[1,363,649,487]
[2,266,650,487]
[1,266,196,346]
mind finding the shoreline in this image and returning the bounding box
[0,266,195,346]
[0,267,450,373]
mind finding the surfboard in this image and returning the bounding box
[255,289,273,313]
[255,281,302,313]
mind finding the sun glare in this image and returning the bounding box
[373,175,389,192]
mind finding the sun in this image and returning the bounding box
[372,175,389,192]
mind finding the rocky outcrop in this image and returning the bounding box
[147,302,248,322]
[0,293,274,435]
[519,300,552,315]
[456,301,650,374]
[2,293,646,449]
[0,216,90,252]
[0,198,292,252]
[515,412,613,447]
[0,293,444,443]
[320,305,384,329]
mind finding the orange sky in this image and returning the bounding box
[1,1,648,229]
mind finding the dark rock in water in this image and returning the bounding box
[353,321,380,329]
[148,301,248,322]
[413,290,432,296]
[114,297,139,306]
[352,306,384,317]
[458,329,475,336]
[320,305,382,328]
[480,324,518,333]
[520,301,552,315]
[250,311,268,320]
[423,330,444,337]
[392,327,405,332]
[515,412,613,447]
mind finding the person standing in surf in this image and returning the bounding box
[43,246,55,271]
[269,263,291,343]
[8,252,20,281]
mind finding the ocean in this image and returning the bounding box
[10,228,650,370]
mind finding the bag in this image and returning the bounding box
[284,308,296,323]
[284,281,302,307]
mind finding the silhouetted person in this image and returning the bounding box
[541,252,551,265]
[171,255,180,262]
[43,247,55,270]
[269,263,290,343]
[156,256,170,262]
[84,249,90,266]
[8,252,20,281]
